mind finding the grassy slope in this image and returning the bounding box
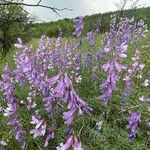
[0,33,150,150]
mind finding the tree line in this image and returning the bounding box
[32,7,150,38]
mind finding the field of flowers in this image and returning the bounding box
[0,17,150,150]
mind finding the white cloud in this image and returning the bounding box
[23,0,150,21]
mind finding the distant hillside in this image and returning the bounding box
[31,7,150,38]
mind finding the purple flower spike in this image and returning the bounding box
[100,60,126,103]
[85,52,92,66]
[87,31,95,46]
[127,112,141,140]
[8,117,25,147]
[73,17,84,37]
[49,72,92,125]
[44,128,54,147]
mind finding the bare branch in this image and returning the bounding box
[37,0,42,5]
[0,0,73,17]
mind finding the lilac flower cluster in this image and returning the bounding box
[100,60,126,103]
[0,65,26,148]
[0,32,92,148]
[48,72,92,125]
[127,112,141,140]
[132,19,148,43]
[99,18,133,103]
[121,48,146,107]
[100,17,148,104]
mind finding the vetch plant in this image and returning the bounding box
[0,34,92,149]
[0,16,150,149]
[127,112,141,140]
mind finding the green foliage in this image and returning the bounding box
[0,1,34,55]
[0,31,150,149]
[30,7,150,38]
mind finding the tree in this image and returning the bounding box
[0,0,34,55]
[114,0,140,17]
[0,0,72,16]
[0,0,72,55]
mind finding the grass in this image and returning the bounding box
[0,33,150,150]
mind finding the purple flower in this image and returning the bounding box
[95,17,101,35]
[73,17,84,37]
[73,136,84,150]
[127,112,141,140]
[3,103,17,117]
[100,60,126,103]
[121,49,142,106]
[49,72,92,125]
[63,107,76,126]
[86,31,95,46]
[76,53,82,70]
[56,134,73,150]
[8,117,25,147]
[85,52,91,66]
[57,134,84,150]
[139,96,150,103]
[30,115,46,138]
[0,140,7,146]
[44,128,54,147]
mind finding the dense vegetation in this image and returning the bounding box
[1,6,150,55]
[32,7,150,38]
[0,15,150,150]
[0,2,33,55]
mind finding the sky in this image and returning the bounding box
[24,0,150,22]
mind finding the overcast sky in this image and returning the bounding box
[24,0,150,22]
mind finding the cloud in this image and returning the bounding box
[23,0,150,22]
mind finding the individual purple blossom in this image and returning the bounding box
[30,115,47,138]
[8,117,25,144]
[63,103,76,125]
[85,51,92,66]
[91,66,98,82]
[73,136,84,150]
[56,134,73,150]
[44,128,54,147]
[139,96,150,103]
[86,31,95,46]
[127,112,141,140]
[57,134,84,150]
[3,103,17,117]
[76,53,82,70]
[0,140,7,146]
[73,17,84,37]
